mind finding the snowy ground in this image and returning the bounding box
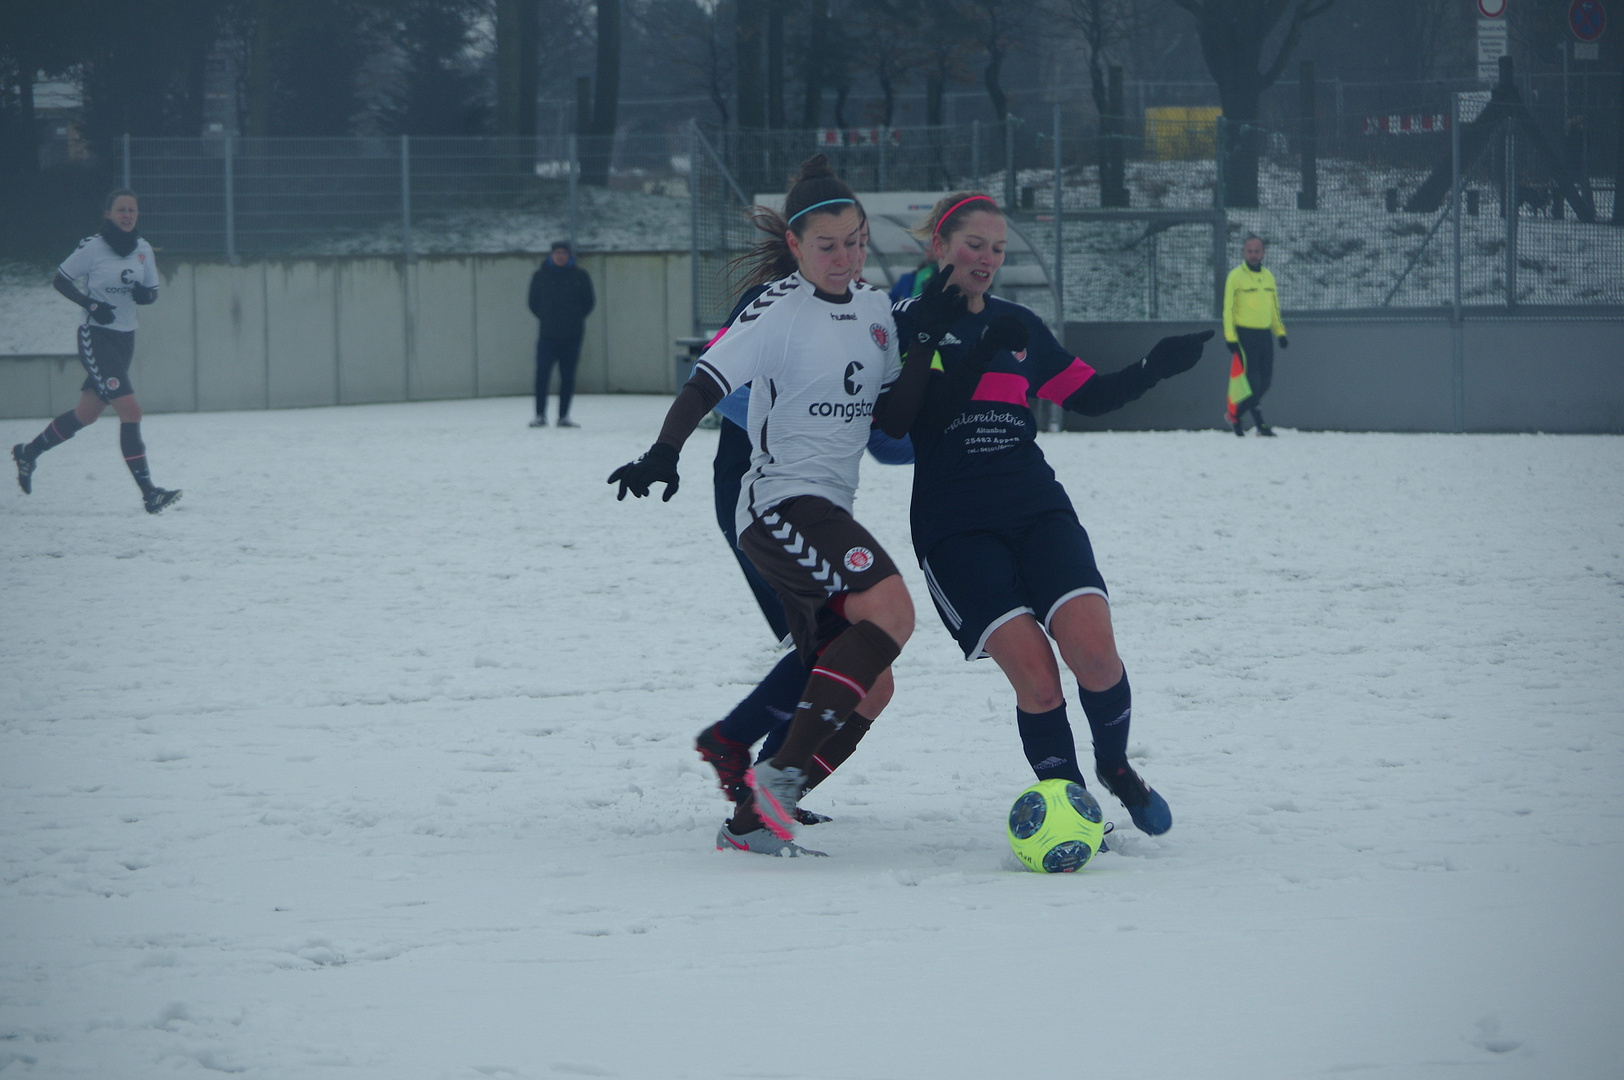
[2,395,1622,1080]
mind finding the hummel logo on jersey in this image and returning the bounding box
[830,312,857,321]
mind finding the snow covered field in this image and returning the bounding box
[2,394,1622,1079]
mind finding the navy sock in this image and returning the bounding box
[1015,704,1086,785]
[1077,669,1132,769]
[25,410,85,459]
[716,649,806,749]
[120,422,155,495]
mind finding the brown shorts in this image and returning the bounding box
[738,495,901,660]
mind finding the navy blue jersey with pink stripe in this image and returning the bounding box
[892,294,1096,555]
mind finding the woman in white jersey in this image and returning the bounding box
[609,156,965,854]
[12,189,181,513]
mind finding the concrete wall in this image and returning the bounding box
[7,261,1620,433]
[1,252,692,421]
[1062,314,1624,434]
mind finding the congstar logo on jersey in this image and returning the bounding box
[843,361,864,396]
[807,399,875,423]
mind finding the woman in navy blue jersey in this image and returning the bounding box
[885,192,1213,836]
[12,189,180,513]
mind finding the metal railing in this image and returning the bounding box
[123,95,1621,325]
[123,132,691,260]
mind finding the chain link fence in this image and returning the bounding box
[123,132,691,259]
[120,72,1621,330]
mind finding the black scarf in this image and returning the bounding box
[100,219,140,257]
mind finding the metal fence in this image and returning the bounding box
[123,82,1622,328]
[122,132,691,259]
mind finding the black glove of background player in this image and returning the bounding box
[132,283,157,305]
[88,301,117,325]
[1144,329,1214,380]
[908,265,966,350]
[608,442,680,501]
[1277,335,1288,349]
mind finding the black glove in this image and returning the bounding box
[131,283,157,305]
[982,313,1028,354]
[1143,329,1214,379]
[1225,340,1239,356]
[88,301,116,325]
[1277,335,1288,349]
[908,265,966,349]
[608,442,680,502]
[962,313,1028,375]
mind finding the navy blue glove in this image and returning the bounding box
[908,265,966,349]
[982,313,1028,354]
[88,301,116,325]
[608,442,680,501]
[962,313,1028,377]
[132,283,157,305]
[1144,329,1214,379]
[1277,335,1288,349]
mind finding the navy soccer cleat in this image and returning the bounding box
[1095,762,1173,836]
[13,445,35,494]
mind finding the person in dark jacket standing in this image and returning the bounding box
[526,240,595,428]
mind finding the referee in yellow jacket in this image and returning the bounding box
[1223,235,1287,436]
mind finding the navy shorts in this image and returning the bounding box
[78,325,136,401]
[919,510,1108,660]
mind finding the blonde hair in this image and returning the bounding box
[910,191,1001,249]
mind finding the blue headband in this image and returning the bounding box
[787,198,855,225]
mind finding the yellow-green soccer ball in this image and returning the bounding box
[1007,779,1105,873]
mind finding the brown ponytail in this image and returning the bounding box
[729,154,866,291]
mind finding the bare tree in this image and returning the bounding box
[851,1,925,127]
[962,0,1024,122]
[801,0,828,128]
[734,0,764,129]
[1049,0,1136,203]
[494,0,540,137]
[1169,0,1335,207]
[639,0,733,125]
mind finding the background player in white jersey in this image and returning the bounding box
[888,192,1214,837]
[609,156,964,854]
[12,189,181,514]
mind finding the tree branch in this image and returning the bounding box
[1260,0,1335,89]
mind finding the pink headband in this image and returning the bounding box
[932,195,998,242]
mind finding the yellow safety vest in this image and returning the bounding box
[1223,264,1286,342]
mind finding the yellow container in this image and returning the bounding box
[1145,107,1221,160]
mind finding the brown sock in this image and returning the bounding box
[771,621,900,770]
[727,794,765,834]
[803,711,875,792]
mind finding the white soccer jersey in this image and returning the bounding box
[58,234,159,333]
[695,272,902,536]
